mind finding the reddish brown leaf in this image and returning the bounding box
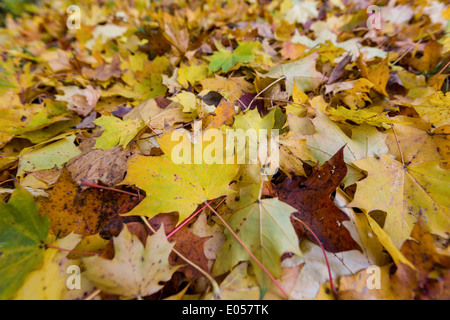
[327,53,351,85]
[277,147,361,253]
[152,214,210,279]
[38,168,141,238]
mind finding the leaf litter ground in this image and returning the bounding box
[0,0,449,300]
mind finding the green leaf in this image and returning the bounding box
[94,116,144,150]
[213,185,301,290]
[17,135,82,178]
[233,42,259,63]
[206,41,259,73]
[0,186,50,300]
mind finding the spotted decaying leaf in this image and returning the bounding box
[277,147,362,253]
[38,169,141,238]
[66,146,129,187]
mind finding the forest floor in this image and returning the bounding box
[0,0,449,301]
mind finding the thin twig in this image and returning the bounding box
[429,59,450,85]
[204,201,291,299]
[140,216,221,298]
[166,198,216,238]
[246,76,286,111]
[0,179,13,187]
[84,289,102,300]
[255,97,310,108]
[217,89,246,109]
[146,124,159,136]
[45,244,100,256]
[80,180,140,197]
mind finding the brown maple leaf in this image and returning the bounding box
[277,147,361,253]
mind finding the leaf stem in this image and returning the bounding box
[246,76,286,111]
[216,89,246,109]
[45,244,100,256]
[167,199,216,238]
[291,216,337,297]
[429,58,450,84]
[140,216,222,299]
[166,197,226,239]
[84,289,102,300]
[0,179,13,187]
[80,180,140,197]
[204,201,291,299]
[390,124,405,167]
[255,97,309,108]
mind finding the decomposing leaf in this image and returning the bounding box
[277,147,361,253]
[67,146,129,187]
[39,169,141,238]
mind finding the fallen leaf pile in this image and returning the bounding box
[0,0,449,300]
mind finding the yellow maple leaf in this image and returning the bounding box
[83,226,178,299]
[121,130,239,222]
[412,91,450,128]
[350,155,450,249]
